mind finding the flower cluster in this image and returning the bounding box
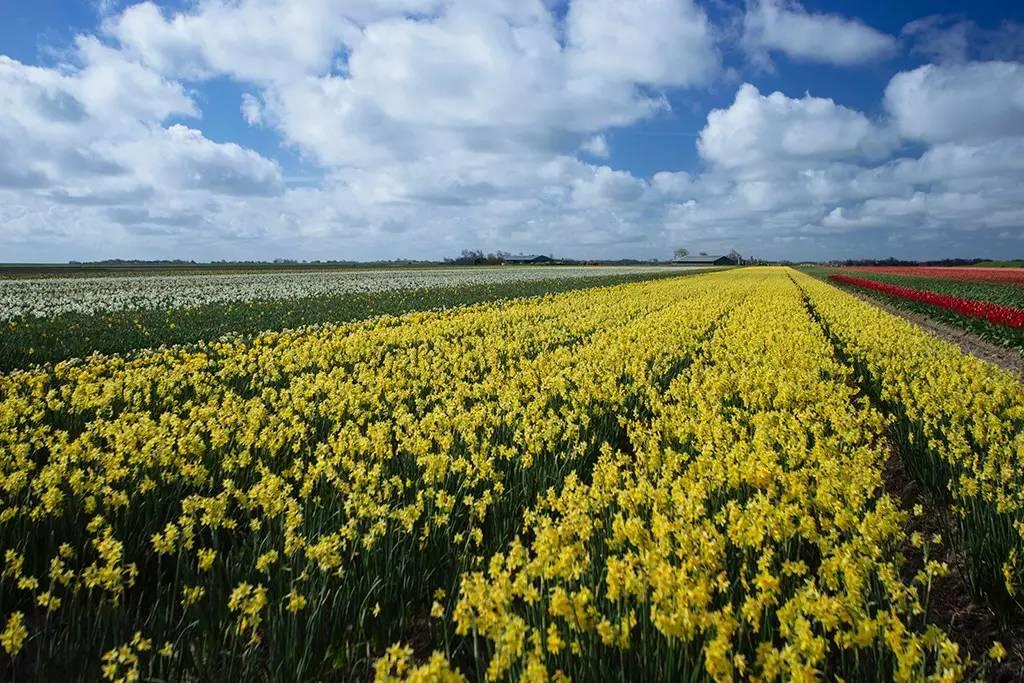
[829,274,1024,328]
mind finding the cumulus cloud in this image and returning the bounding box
[257,1,716,172]
[0,39,283,228]
[743,0,897,67]
[566,0,719,87]
[571,166,646,207]
[123,125,284,196]
[698,84,893,171]
[6,0,726,259]
[667,69,1024,258]
[105,0,441,83]
[884,61,1024,144]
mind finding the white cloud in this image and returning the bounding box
[122,125,283,196]
[660,73,1024,258]
[743,0,897,66]
[258,1,712,171]
[698,84,892,171]
[884,61,1024,144]
[571,166,646,207]
[566,0,719,86]
[0,43,282,212]
[649,171,693,199]
[579,135,609,158]
[240,93,263,126]
[4,0,730,260]
[0,42,195,137]
[902,16,973,64]
[106,0,441,83]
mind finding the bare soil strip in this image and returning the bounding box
[846,290,1024,379]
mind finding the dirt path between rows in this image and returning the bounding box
[847,291,1024,380]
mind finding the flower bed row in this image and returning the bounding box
[829,274,1024,328]
[844,266,1024,285]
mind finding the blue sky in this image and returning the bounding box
[1,1,1023,262]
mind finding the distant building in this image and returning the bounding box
[503,254,554,264]
[672,254,737,266]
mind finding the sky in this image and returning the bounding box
[1,1,1023,263]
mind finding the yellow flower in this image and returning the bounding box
[256,549,278,573]
[16,576,39,592]
[1,613,27,656]
[197,548,217,572]
[3,551,24,579]
[286,591,307,613]
[228,583,267,643]
[181,585,205,608]
[37,591,62,611]
[546,623,564,654]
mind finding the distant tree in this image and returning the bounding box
[673,247,689,259]
[699,251,708,256]
[446,249,508,265]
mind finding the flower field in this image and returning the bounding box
[806,267,1024,352]
[0,268,699,372]
[2,268,1023,680]
[844,267,1024,286]
[0,266,685,321]
[828,274,1024,328]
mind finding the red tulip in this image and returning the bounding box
[829,274,1024,328]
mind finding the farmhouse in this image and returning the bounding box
[503,254,554,264]
[672,254,737,266]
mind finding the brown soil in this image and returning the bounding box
[844,291,1024,379]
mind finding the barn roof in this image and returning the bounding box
[503,254,551,262]
[672,254,731,263]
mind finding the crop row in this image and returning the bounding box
[0,266,689,321]
[0,270,695,372]
[844,267,1024,285]
[822,269,1024,312]
[828,274,1024,328]
[387,270,975,682]
[809,268,1024,352]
